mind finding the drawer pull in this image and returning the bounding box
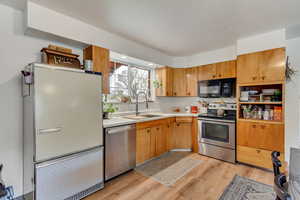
[252,125,257,128]
[256,150,261,153]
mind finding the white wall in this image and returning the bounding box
[285,37,300,160]
[26,1,174,66]
[0,4,83,197]
[171,29,286,67]
[237,29,286,55]
[172,45,237,68]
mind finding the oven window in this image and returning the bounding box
[202,122,229,143]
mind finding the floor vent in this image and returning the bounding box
[65,183,104,200]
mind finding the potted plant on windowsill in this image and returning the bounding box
[103,103,118,119]
[153,80,162,89]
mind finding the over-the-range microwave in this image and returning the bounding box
[198,78,236,98]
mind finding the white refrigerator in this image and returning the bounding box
[23,63,104,200]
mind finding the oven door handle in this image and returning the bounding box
[198,119,235,126]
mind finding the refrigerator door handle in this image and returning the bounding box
[38,127,62,135]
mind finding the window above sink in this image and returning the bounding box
[105,60,155,103]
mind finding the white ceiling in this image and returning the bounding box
[18,0,300,56]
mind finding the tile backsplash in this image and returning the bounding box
[112,97,236,114]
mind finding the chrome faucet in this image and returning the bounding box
[136,91,149,115]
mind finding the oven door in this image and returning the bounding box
[198,119,235,149]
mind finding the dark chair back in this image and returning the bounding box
[0,164,7,198]
[272,151,282,176]
[271,151,291,200]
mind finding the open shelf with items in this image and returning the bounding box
[237,83,284,123]
[238,104,283,122]
[238,84,283,103]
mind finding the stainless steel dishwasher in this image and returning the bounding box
[105,124,136,181]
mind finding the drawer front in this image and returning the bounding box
[35,147,104,200]
[137,118,169,129]
[237,145,284,170]
[175,117,193,123]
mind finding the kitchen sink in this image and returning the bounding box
[123,114,163,120]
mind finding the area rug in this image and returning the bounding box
[219,175,276,200]
[135,152,202,186]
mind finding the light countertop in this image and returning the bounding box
[103,112,198,128]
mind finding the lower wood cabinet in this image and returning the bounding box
[237,120,284,169]
[136,128,151,164]
[154,125,167,157]
[172,117,193,149]
[237,121,284,152]
[136,117,196,165]
[136,121,169,165]
[237,145,284,170]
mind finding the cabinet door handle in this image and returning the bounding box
[261,125,266,129]
[157,128,160,131]
[261,76,265,80]
[219,74,221,77]
[256,150,261,154]
[252,77,257,80]
[252,124,256,128]
[212,75,216,78]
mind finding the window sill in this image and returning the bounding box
[104,100,155,104]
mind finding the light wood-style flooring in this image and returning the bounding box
[85,153,273,200]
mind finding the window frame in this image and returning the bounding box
[108,59,155,103]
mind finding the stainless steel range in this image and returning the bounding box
[198,103,236,163]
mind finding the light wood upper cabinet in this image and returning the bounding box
[198,64,217,81]
[155,67,173,96]
[172,68,187,96]
[259,48,286,83]
[215,60,236,79]
[172,67,197,96]
[237,52,260,84]
[185,67,198,96]
[198,60,236,81]
[83,45,110,94]
[237,48,285,84]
